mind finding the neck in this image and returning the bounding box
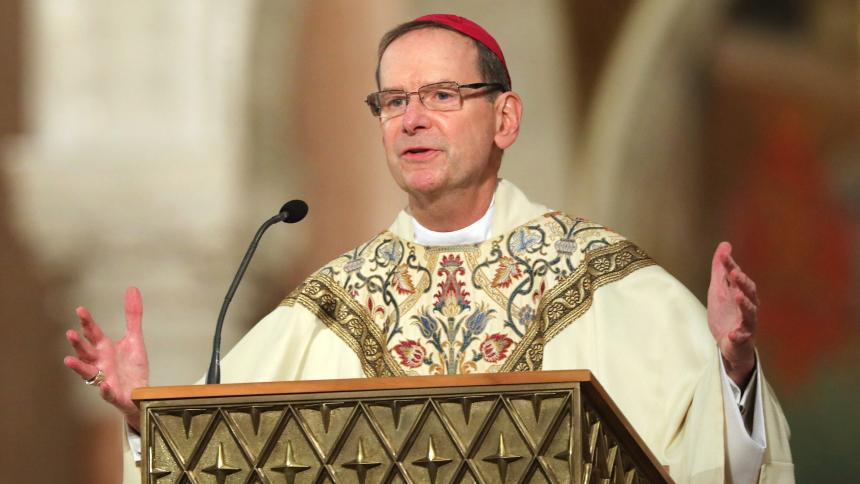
[409,177,497,232]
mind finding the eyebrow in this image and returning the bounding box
[379,79,457,91]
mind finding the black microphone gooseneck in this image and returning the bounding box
[205,199,308,384]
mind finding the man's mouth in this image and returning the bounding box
[402,148,439,161]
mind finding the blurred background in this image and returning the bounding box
[0,0,857,482]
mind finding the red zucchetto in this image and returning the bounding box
[413,14,511,87]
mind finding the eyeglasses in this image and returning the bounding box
[365,81,505,118]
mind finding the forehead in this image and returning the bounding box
[379,28,480,91]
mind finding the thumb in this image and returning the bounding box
[710,242,731,287]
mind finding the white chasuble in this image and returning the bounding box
[122,180,793,484]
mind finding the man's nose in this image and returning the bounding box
[401,93,431,133]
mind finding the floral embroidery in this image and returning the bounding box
[282,211,653,377]
[366,296,385,320]
[392,339,430,368]
[412,302,497,375]
[480,333,514,363]
[378,241,403,265]
[517,305,535,329]
[490,256,522,288]
[344,258,365,273]
[594,257,611,272]
[615,251,633,268]
[464,302,495,335]
[411,307,439,339]
[434,255,470,317]
[364,338,380,357]
[509,226,542,256]
[532,279,547,303]
[391,264,416,295]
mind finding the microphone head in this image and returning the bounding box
[279,199,308,223]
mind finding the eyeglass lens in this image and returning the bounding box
[367,82,463,118]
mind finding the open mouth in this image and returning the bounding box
[401,147,439,161]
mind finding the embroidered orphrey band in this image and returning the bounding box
[281,277,406,378]
[500,239,654,372]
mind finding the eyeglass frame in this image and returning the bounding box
[365,81,507,118]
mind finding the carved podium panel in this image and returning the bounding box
[132,370,673,484]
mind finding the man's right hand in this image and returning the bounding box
[64,287,150,432]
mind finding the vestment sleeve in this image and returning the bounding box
[721,356,765,484]
[121,303,362,484]
[542,265,793,484]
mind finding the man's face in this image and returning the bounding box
[377,28,499,198]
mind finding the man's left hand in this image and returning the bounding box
[707,242,758,388]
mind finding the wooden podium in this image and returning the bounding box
[132,370,673,484]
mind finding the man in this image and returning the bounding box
[64,15,793,484]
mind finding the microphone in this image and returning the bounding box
[205,200,308,384]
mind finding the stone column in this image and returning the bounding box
[4,1,259,481]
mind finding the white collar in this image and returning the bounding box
[412,195,495,246]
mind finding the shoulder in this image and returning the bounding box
[506,211,646,272]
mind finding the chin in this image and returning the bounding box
[402,170,446,195]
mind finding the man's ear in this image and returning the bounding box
[494,92,522,150]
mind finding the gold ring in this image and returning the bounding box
[85,368,106,387]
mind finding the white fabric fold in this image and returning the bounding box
[721,356,766,483]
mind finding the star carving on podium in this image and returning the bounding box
[377,399,414,429]
[271,440,312,484]
[164,408,207,438]
[512,392,554,421]
[411,435,453,484]
[528,392,553,421]
[482,432,522,482]
[552,440,573,463]
[341,437,381,484]
[307,401,344,433]
[148,448,171,483]
[447,395,484,425]
[201,443,242,484]
[235,405,270,435]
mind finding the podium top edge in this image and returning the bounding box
[132,369,595,403]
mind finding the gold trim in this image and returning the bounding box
[426,245,480,254]
[283,275,406,378]
[501,240,654,372]
[279,283,305,308]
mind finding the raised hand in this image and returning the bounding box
[64,287,150,431]
[707,242,758,388]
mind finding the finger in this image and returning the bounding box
[737,292,758,326]
[710,242,732,287]
[64,356,100,381]
[66,329,98,362]
[125,287,143,335]
[732,269,759,305]
[724,252,741,276]
[729,327,753,345]
[77,306,105,345]
[99,381,119,405]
